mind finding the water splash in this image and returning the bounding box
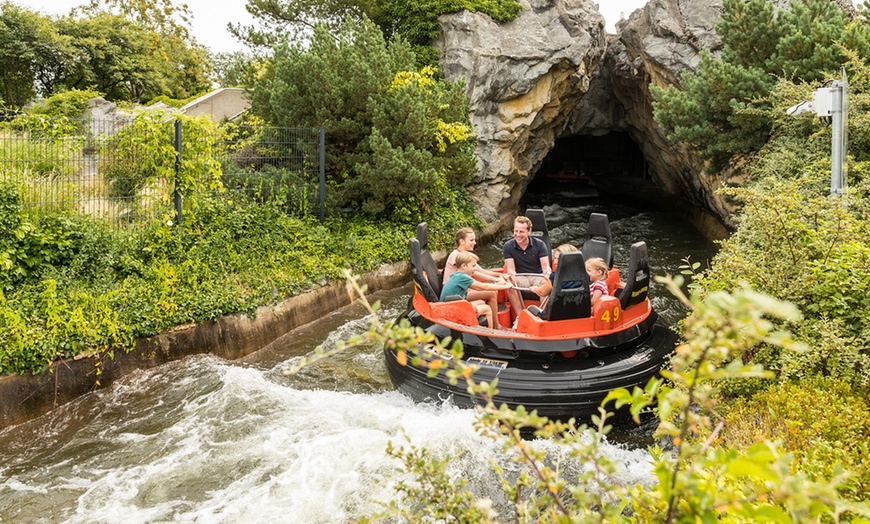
[0,358,654,523]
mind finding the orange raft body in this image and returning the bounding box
[412,267,652,345]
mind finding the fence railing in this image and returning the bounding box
[0,115,325,229]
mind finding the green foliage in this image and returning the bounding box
[29,88,102,118]
[0,128,82,180]
[695,180,870,387]
[724,376,870,499]
[253,17,476,216]
[209,50,261,88]
[652,0,870,170]
[0,189,478,375]
[75,0,211,101]
[99,109,222,209]
[144,93,201,109]
[0,1,212,109]
[691,50,870,390]
[653,51,775,169]
[2,89,99,154]
[0,184,112,289]
[0,2,73,110]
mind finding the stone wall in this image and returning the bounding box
[436,0,606,223]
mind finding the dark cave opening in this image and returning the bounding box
[527,131,648,192]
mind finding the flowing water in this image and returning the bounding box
[0,189,718,523]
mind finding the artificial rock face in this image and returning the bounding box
[437,0,733,235]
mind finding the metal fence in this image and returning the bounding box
[0,115,325,229]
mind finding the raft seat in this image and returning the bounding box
[542,251,591,321]
[428,299,481,327]
[619,241,651,311]
[605,267,620,297]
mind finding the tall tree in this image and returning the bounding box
[209,50,262,88]
[232,0,521,64]
[77,0,211,101]
[0,2,73,110]
[56,13,169,102]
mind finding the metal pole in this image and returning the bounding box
[319,127,325,224]
[174,120,183,223]
[841,67,848,195]
[831,80,844,197]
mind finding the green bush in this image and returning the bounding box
[693,50,870,389]
[99,109,223,211]
[0,187,478,375]
[652,0,870,170]
[28,89,103,119]
[252,18,476,217]
[724,376,870,499]
[336,275,870,520]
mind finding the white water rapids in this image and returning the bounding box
[0,351,657,523]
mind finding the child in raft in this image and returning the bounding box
[443,228,511,329]
[585,257,610,305]
[440,251,513,329]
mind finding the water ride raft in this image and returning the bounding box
[383,211,678,420]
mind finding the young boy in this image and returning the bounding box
[440,251,512,329]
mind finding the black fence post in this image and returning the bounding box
[174,120,183,224]
[319,127,325,224]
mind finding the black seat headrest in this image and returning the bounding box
[542,251,591,321]
[619,241,650,310]
[582,212,613,268]
[525,208,551,262]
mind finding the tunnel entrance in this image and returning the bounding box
[528,131,648,192]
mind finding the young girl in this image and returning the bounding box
[441,251,512,329]
[443,228,510,329]
[585,257,609,306]
[530,250,609,310]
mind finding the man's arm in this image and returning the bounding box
[539,256,551,277]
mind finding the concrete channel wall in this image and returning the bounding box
[0,262,411,429]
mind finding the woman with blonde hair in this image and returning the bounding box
[442,228,511,329]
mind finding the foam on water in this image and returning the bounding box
[0,356,656,523]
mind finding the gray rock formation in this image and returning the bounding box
[436,0,732,237]
[436,0,607,225]
[603,0,731,235]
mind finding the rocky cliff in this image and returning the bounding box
[436,0,732,237]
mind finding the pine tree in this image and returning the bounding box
[252,17,475,216]
[652,0,870,170]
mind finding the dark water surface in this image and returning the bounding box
[0,190,717,523]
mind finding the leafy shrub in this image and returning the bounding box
[252,17,476,217]
[324,275,870,520]
[652,0,870,170]
[143,93,202,109]
[0,184,479,375]
[99,109,223,211]
[28,89,103,119]
[694,51,870,389]
[723,376,870,499]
